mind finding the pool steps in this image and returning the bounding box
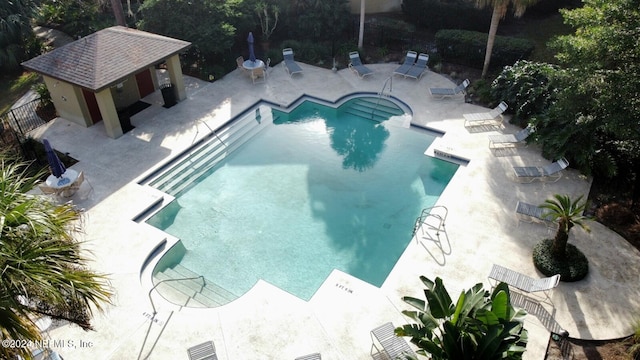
[154,264,238,308]
[148,106,274,196]
[342,97,405,122]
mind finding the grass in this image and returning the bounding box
[0,72,41,115]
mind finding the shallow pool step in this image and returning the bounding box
[150,110,266,196]
[343,98,405,123]
[350,98,405,117]
[153,265,238,308]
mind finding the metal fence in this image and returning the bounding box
[1,97,55,137]
[0,97,56,158]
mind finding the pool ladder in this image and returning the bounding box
[370,76,393,120]
[412,205,448,238]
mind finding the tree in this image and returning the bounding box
[0,156,112,360]
[0,0,37,72]
[396,276,528,360]
[549,0,640,207]
[540,194,591,259]
[473,0,540,78]
[137,0,242,58]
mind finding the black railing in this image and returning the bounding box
[1,97,56,137]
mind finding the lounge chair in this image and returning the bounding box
[429,79,470,99]
[187,341,218,360]
[348,51,373,78]
[393,51,417,77]
[295,353,321,360]
[404,53,429,80]
[516,201,553,223]
[370,322,416,360]
[488,124,534,149]
[283,48,303,76]
[463,101,508,127]
[513,157,569,183]
[488,264,560,298]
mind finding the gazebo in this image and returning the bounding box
[22,26,191,139]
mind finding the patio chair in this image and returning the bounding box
[463,101,508,127]
[393,51,417,77]
[295,353,321,360]
[516,201,554,223]
[251,66,266,84]
[429,79,470,99]
[236,56,249,76]
[283,48,303,76]
[404,53,429,80]
[488,124,534,149]
[513,157,569,183]
[187,340,218,360]
[38,183,60,197]
[488,264,560,298]
[348,51,373,78]
[370,322,416,360]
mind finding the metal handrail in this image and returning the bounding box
[148,275,204,315]
[371,76,393,120]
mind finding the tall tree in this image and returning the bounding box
[474,0,540,78]
[0,0,37,72]
[0,156,112,360]
[550,0,640,207]
[138,0,242,58]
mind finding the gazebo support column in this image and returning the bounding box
[166,54,187,102]
[95,89,123,139]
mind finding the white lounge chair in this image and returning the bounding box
[516,201,554,223]
[463,101,508,127]
[429,79,470,99]
[370,322,416,360]
[283,48,303,76]
[488,264,560,299]
[513,157,569,183]
[404,53,429,80]
[187,341,218,360]
[295,353,321,360]
[488,124,534,149]
[393,51,417,77]
[348,51,373,78]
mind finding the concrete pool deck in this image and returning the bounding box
[30,62,640,359]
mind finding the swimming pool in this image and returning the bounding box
[145,95,458,302]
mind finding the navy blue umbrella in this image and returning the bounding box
[43,139,66,179]
[247,32,256,63]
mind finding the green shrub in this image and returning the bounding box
[533,239,589,282]
[435,29,535,70]
[491,60,560,126]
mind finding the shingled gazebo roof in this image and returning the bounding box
[22,26,191,92]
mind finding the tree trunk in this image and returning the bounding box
[110,0,127,27]
[358,0,365,49]
[552,220,573,258]
[482,5,504,78]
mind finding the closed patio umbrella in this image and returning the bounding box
[43,139,67,182]
[247,32,256,63]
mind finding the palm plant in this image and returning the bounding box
[540,194,591,259]
[396,276,528,360]
[0,155,112,359]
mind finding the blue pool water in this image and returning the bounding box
[146,97,458,301]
